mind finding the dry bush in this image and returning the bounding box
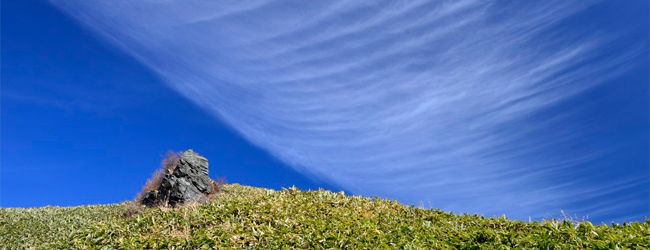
[135,150,181,204]
[210,177,227,195]
[135,169,164,203]
[122,202,143,218]
[161,150,181,173]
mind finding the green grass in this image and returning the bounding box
[1,184,648,249]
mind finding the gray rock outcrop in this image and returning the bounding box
[143,149,213,207]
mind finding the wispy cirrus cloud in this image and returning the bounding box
[50,0,647,222]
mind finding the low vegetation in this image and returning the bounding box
[135,150,181,205]
[1,184,648,249]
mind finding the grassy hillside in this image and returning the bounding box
[1,184,648,249]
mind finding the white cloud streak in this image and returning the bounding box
[50,0,645,222]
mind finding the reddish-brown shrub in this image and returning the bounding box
[210,177,227,195]
[135,150,181,204]
[122,201,143,218]
[161,150,181,173]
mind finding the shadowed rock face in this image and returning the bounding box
[143,150,213,207]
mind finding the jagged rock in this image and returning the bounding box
[144,149,213,207]
[179,149,209,176]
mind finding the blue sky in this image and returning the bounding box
[2,0,648,224]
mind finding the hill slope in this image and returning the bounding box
[1,184,648,249]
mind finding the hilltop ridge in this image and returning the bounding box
[1,184,648,249]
